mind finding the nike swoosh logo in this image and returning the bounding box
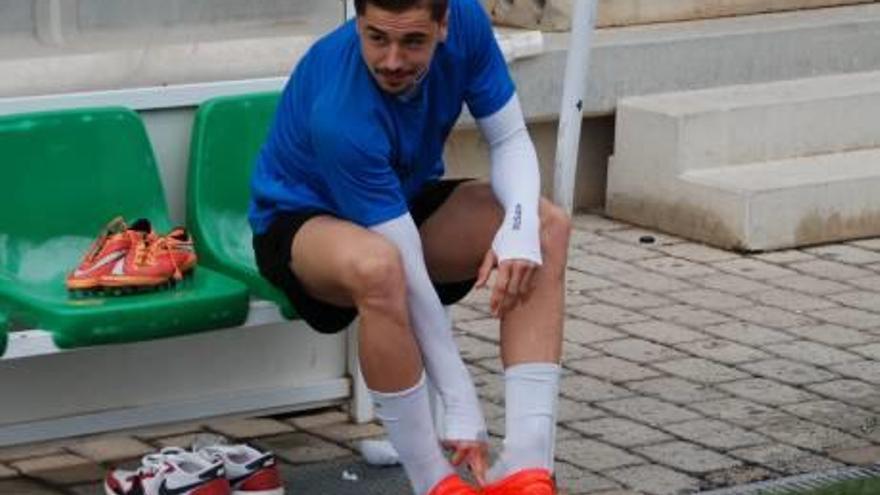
[229,455,275,486]
[73,251,126,277]
[158,478,210,495]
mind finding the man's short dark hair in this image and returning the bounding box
[354,0,449,22]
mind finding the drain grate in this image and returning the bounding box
[698,464,880,494]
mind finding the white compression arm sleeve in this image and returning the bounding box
[476,94,542,265]
[370,213,487,442]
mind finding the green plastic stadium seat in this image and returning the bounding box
[0,107,249,349]
[187,92,297,319]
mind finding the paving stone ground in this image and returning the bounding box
[2,214,880,494]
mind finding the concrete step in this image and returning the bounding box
[682,148,880,250]
[607,70,880,251]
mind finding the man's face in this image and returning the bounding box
[357,3,447,94]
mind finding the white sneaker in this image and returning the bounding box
[196,443,284,495]
[104,447,230,495]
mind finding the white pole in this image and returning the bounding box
[552,0,599,214]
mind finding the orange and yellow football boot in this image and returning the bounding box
[428,474,481,495]
[482,469,556,495]
[156,226,197,276]
[98,219,174,290]
[66,217,131,292]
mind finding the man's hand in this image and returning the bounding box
[442,439,489,485]
[476,250,539,318]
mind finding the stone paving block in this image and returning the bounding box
[564,342,601,362]
[635,441,741,474]
[556,438,643,471]
[67,436,153,463]
[256,432,352,464]
[457,318,500,342]
[207,417,295,440]
[752,417,867,451]
[558,397,607,423]
[454,334,500,360]
[602,228,684,247]
[770,275,851,295]
[561,375,634,403]
[568,303,651,326]
[753,250,817,264]
[450,304,486,322]
[829,445,880,465]
[701,465,776,492]
[564,319,625,345]
[554,462,622,494]
[645,305,731,328]
[566,270,617,292]
[846,275,880,291]
[718,378,818,406]
[784,324,877,347]
[782,400,880,439]
[850,238,880,251]
[569,255,638,277]
[804,245,880,265]
[850,343,880,359]
[748,289,838,312]
[789,259,875,281]
[807,380,880,411]
[604,464,700,495]
[0,443,65,463]
[693,274,774,295]
[572,215,625,232]
[703,322,796,345]
[625,377,728,405]
[607,271,693,293]
[0,463,16,479]
[730,443,844,475]
[0,480,63,494]
[617,321,704,345]
[596,397,700,426]
[689,398,792,428]
[675,339,769,365]
[765,340,862,366]
[475,373,505,404]
[579,241,661,262]
[12,454,105,485]
[567,357,662,382]
[636,257,717,278]
[474,356,504,374]
[590,339,684,364]
[712,259,797,280]
[661,419,768,450]
[311,422,385,443]
[569,229,606,248]
[154,433,201,449]
[128,422,205,441]
[829,290,880,313]
[830,360,880,384]
[723,306,816,329]
[568,418,673,447]
[667,289,751,310]
[737,359,837,385]
[287,410,349,430]
[809,306,880,330]
[588,288,671,309]
[652,358,748,384]
[657,243,740,263]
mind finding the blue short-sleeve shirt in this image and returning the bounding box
[248,0,515,233]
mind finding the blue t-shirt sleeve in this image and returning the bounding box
[461,0,515,119]
[310,110,408,227]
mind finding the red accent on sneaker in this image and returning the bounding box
[482,469,556,495]
[190,478,232,495]
[235,467,282,492]
[428,474,480,495]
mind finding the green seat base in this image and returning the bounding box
[0,268,248,349]
[0,312,7,356]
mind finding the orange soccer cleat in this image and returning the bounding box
[482,469,556,495]
[154,226,198,278]
[98,218,176,291]
[428,474,481,495]
[66,217,131,292]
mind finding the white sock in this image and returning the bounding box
[370,373,454,495]
[487,362,561,483]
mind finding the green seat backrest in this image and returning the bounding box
[187,92,296,316]
[0,107,170,291]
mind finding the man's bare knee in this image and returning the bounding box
[539,199,572,266]
[348,237,406,308]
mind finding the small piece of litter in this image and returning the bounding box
[342,469,359,482]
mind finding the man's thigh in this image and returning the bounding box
[290,215,387,307]
[419,180,503,283]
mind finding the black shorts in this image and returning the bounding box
[253,179,477,334]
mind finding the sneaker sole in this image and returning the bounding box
[233,489,285,495]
